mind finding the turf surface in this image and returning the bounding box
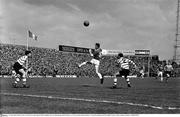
[1,77,180,114]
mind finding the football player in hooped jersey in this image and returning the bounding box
[112,53,137,88]
[78,43,104,84]
[12,50,31,88]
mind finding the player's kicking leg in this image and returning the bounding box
[94,64,103,84]
[78,59,103,84]
[78,61,91,68]
[91,59,103,84]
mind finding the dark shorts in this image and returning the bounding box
[164,71,171,77]
[13,62,23,76]
[117,69,130,77]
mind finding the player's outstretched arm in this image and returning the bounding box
[89,49,93,56]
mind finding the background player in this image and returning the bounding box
[157,64,164,82]
[78,43,104,84]
[12,50,31,88]
[164,60,173,82]
[139,66,145,78]
[112,53,137,88]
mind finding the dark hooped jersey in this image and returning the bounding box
[92,48,102,60]
[158,65,164,71]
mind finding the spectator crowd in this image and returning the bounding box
[1,43,180,77]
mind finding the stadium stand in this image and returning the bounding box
[1,43,179,77]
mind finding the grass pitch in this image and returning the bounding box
[0,77,180,114]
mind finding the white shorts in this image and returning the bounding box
[90,59,100,66]
[140,70,144,74]
[158,71,163,76]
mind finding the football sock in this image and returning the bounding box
[113,78,117,86]
[15,78,20,84]
[161,77,163,81]
[97,72,102,79]
[22,78,27,85]
[126,77,130,84]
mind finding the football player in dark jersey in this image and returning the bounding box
[78,43,104,84]
[157,64,164,82]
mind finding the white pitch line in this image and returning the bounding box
[1,92,180,110]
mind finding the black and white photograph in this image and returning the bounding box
[0,0,180,116]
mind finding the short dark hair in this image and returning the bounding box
[25,50,31,55]
[95,43,100,48]
[118,53,123,57]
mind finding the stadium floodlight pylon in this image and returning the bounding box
[174,0,180,64]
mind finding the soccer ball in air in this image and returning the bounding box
[84,20,89,27]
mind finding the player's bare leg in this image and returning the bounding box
[12,74,20,88]
[160,72,163,82]
[12,70,16,79]
[19,69,29,88]
[112,77,117,88]
[78,59,103,84]
[141,73,144,78]
[12,70,19,88]
[78,61,92,68]
[165,74,170,83]
[112,72,119,88]
[158,72,163,82]
[78,62,87,68]
[95,65,103,84]
[125,76,131,87]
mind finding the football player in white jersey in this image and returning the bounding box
[164,60,173,82]
[12,50,31,88]
[112,53,137,88]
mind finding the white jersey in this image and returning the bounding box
[17,55,28,66]
[116,57,135,70]
[164,65,173,71]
